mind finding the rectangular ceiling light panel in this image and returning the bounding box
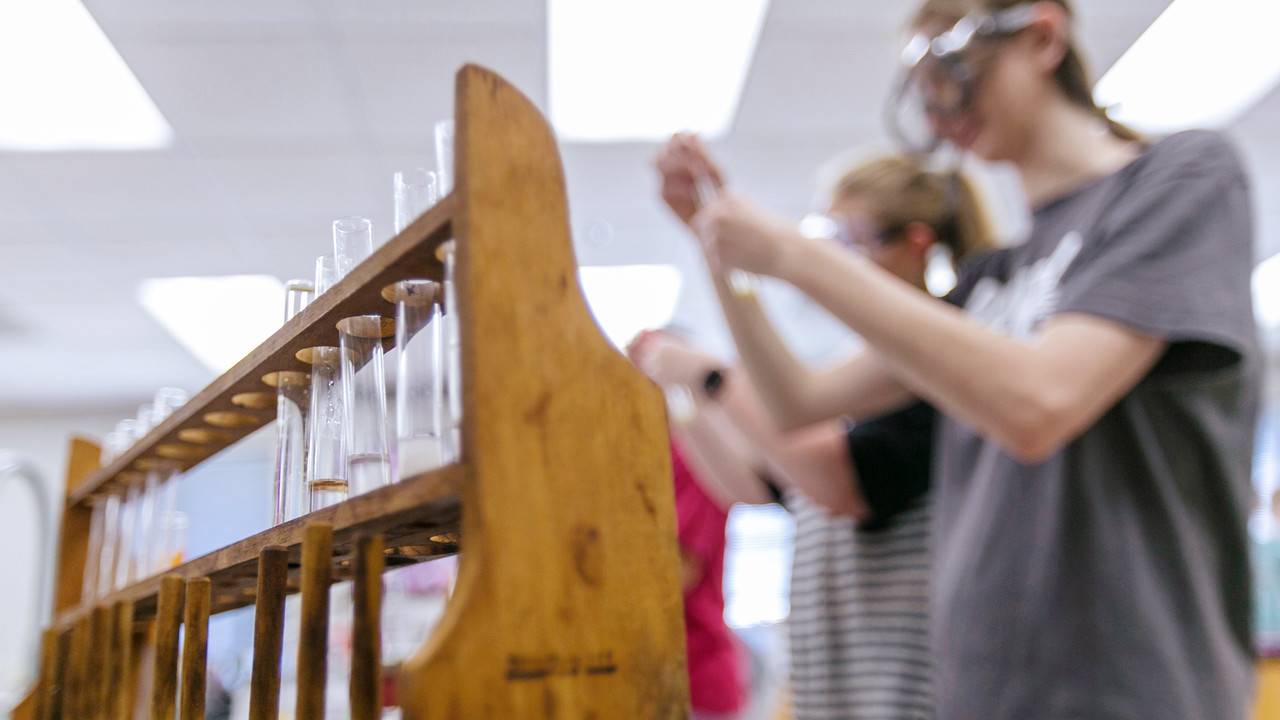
[139,276,284,374]
[0,0,173,150]
[549,0,770,141]
[1094,0,1280,133]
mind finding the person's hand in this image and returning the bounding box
[694,192,803,279]
[653,133,725,227]
[626,330,720,390]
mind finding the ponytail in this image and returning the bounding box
[940,170,997,262]
[832,156,996,264]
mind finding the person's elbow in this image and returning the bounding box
[998,387,1081,464]
[773,407,817,434]
[770,382,831,433]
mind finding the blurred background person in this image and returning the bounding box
[636,153,995,719]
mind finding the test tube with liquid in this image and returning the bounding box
[305,256,348,511]
[388,280,447,478]
[272,279,313,525]
[339,315,392,494]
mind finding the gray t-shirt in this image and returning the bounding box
[935,130,1260,720]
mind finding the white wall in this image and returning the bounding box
[0,409,276,709]
[0,409,127,707]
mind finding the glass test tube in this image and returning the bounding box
[129,405,167,576]
[394,169,439,235]
[272,280,314,525]
[273,370,310,523]
[137,403,155,433]
[150,387,189,571]
[114,472,143,590]
[305,256,348,510]
[439,240,462,459]
[82,495,106,602]
[315,254,339,296]
[147,462,182,573]
[305,347,348,511]
[136,467,161,577]
[153,387,189,421]
[95,489,122,597]
[339,315,392,495]
[333,216,374,279]
[161,511,189,569]
[116,418,140,450]
[389,280,447,479]
[100,430,124,466]
[435,119,455,195]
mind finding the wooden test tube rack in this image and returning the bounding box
[16,65,689,719]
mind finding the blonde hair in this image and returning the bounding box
[914,0,1140,143]
[833,156,996,263]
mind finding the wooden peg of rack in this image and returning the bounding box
[180,578,211,720]
[67,615,91,719]
[350,534,385,720]
[248,547,289,720]
[90,604,112,719]
[296,523,334,720]
[150,575,185,720]
[35,628,63,720]
[111,599,135,720]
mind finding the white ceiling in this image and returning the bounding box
[1,0,1275,412]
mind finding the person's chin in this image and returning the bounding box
[945,120,983,153]
[959,126,1006,162]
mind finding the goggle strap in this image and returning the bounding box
[987,4,1039,35]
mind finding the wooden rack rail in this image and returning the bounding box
[17,65,689,719]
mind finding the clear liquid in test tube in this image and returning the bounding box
[339,315,392,495]
[271,279,313,525]
[388,280,447,479]
[305,256,348,511]
[305,347,348,511]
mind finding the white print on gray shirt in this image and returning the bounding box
[964,231,1082,338]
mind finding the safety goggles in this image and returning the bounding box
[885,3,1039,155]
[801,213,906,254]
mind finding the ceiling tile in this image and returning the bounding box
[118,39,360,146]
[342,31,548,149]
[85,0,319,38]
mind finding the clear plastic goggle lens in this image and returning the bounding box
[887,71,945,155]
[886,5,1037,154]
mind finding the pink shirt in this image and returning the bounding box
[672,443,748,714]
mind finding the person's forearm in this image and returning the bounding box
[710,269,909,428]
[777,234,1154,461]
[675,411,773,508]
[709,270,820,427]
[716,371,867,519]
